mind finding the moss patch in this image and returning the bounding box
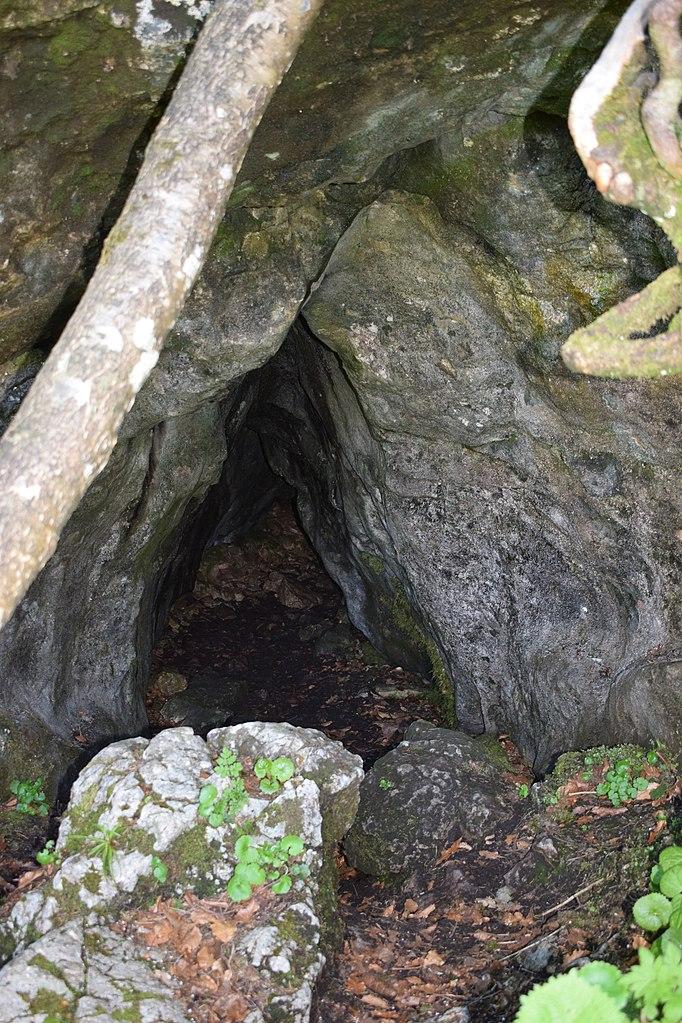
[389,587,455,725]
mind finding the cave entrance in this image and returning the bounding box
[147,497,434,765]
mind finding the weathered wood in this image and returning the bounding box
[562,0,682,378]
[0,0,322,631]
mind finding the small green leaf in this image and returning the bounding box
[271,757,295,784]
[633,893,672,932]
[578,961,628,1007]
[661,926,682,953]
[659,847,682,872]
[227,876,252,902]
[199,784,217,807]
[272,875,292,895]
[254,758,270,779]
[516,972,628,1023]
[660,865,682,899]
[280,835,304,857]
[234,861,266,886]
[234,835,252,859]
[151,856,168,883]
[259,778,280,794]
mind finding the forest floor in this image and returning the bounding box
[1,501,678,1022]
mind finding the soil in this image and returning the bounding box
[1,499,679,1022]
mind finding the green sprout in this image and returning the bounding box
[36,840,61,867]
[9,778,48,817]
[70,823,122,876]
[151,855,168,883]
[226,832,308,902]
[253,756,295,795]
[198,778,247,827]
[596,758,649,807]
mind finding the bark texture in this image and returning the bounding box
[0,0,321,631]
[562,0,682,377]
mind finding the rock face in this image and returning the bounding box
[344,721,512,878]
[0,0,680,784]
[256,147,680,767]
[0,723,363,1022]
[0,922,189,1023]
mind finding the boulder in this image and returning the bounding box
[344,721,512,879]
[0,723,363,1022]
[0,921,189,1023]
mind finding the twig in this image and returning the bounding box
[539,880,604,919]
[499,926,564,962]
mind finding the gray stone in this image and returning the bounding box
[0,922,189,1023]
[0,0,679,789]
[0,723,363,1023]
[344,721,512,878]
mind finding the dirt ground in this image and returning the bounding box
[1,501,679,1022]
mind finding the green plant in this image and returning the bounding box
[9,777,48,817]
[253,756,295,794]
[82,824,122,876]
[517,783,530,799]
[515,846,682,1021]
[226,833,309,902]
[633,846,682,954]
[198,776,248,827]
[151,855,168,883]
[596,757,649,807]
[379,778,394,791]
[215,747,243,780]
[36,840,61,867]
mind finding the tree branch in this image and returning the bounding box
[0,0,322,631]
[563,0,682,377]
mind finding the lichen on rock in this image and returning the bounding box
[0,723,363,1022]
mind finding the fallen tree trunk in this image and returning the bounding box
[0,0,322,631]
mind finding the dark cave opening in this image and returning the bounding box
[148,493,438,768]
[144,317,450,767]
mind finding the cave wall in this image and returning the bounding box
[0,0,679,783]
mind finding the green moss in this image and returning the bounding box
[477,736,512,772]
[30,988,72,1019]
[29,954,69,982]
[359,551,385,576]
[166,825,221,895]
[389,587,455,725]
[47,21,92,67]
[112,1005,142,1023]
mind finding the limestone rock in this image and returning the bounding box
[0,921,188,1023]
[344,721,512,879]
[0,722,363,1023]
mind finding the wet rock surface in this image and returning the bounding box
[345,721,513,879]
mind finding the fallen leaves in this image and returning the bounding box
[122,894,266,1023]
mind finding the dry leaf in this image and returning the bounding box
[423,950,445,967]
[209,918,237,942]
[361,993,391,1009]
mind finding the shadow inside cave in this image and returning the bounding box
[148,498,436,767]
